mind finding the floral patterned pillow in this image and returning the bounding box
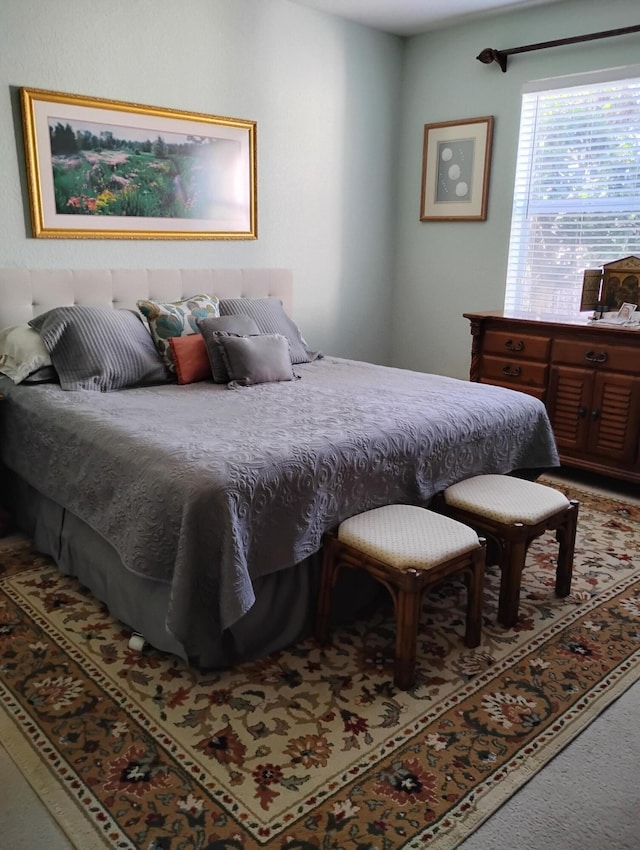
[137,294,220,372]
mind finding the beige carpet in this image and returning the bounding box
[0,476,639,849]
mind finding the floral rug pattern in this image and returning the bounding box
[1,479,640,850]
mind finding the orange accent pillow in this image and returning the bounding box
[168,334,212,385]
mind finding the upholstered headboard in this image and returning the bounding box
[0,268,293,328]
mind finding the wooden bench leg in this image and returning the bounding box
[394,582,422,690]
[555,500,579,598]
[498,537,527,627]
[464,545,485,647]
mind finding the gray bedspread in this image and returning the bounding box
[1,357,559,652]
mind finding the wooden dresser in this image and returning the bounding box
[464,311,640,484]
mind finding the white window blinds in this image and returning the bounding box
[504,68,640,318]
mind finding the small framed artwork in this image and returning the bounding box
[20,87,257,240]
[616,302,637,323]
[420,116,494,221]
[580,268,603,312]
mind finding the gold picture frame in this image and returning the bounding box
[20,87,257,240]
[420,116,494,221]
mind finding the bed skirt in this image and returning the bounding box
[5,471,382,668]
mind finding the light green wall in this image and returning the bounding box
[393,0,640,378]
[0,0,403,363]
[2,0,639,375]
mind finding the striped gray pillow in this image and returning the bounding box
[218,297,319,365]
[29,306,168,391]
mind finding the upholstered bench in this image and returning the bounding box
[316,505,486,690]
[438,475,579,628]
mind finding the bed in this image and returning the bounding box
[0,268,560,668]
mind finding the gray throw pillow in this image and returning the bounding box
[197,314,260,382]
[218,297,320,365]
[29,306,169,392]
[215,333,298,387]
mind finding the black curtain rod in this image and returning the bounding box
[477,24,640,73]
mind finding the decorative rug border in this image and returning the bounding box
[417,648,640,849]
[0,708,111,850]
[540,473,640,506]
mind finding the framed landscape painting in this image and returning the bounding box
[20,87,257,239]
[420,116,494,222]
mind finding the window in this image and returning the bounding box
[504,67,640,318]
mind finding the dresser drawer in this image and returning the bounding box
[552,339,640,374]
[483,330,551,361]
[480,355,548,388]
[480,379,546,401]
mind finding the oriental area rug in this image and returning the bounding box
[1,477,639,850]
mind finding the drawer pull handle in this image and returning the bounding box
[505,338,524,352]
[578,406,587,418]
[592,409,601,420]
[585,350,608,364]
[502,365,522,378]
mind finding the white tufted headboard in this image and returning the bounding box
[0,268,293,328]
